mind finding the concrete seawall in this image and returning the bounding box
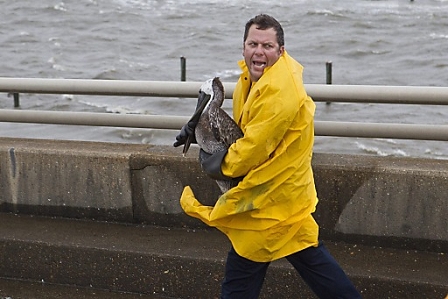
[0,137,446,252]
[1,137,447,298]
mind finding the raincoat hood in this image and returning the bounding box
[180,51,319,262]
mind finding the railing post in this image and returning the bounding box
[7,92,20,108]
[326,61,332,105]
[180,56,186,82]
[326,61,332,85]
[14,93,20,108]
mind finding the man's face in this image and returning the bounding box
[243,24,284,82]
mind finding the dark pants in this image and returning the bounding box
[221,241,362,299]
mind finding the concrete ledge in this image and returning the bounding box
[0,213,446,299]
[0,138,447,252]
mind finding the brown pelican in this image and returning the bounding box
[183,77,243,193]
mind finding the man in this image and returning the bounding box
[174,14,362,299]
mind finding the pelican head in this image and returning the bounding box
[182,78,215,156]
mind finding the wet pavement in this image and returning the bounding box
[0,213,447,298]
[0,278,175,299]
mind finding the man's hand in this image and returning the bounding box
[173,120,197,147]
[200,149,231,181]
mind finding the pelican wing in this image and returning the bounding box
[213,108,243,147]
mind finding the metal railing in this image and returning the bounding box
[1,77,448,141]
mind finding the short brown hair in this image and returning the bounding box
[243,14,285,47]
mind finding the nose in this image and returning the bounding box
[254,44,264,55]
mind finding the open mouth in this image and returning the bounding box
[253,61,266,68]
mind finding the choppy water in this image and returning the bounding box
[0,0,447,158]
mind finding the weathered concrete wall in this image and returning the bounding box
[0,139,136,221]
[311,154,448,252]
[0,138,446,252]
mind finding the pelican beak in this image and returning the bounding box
[182,136,192,157]
[182,91,211,156]
[192,91,211,122]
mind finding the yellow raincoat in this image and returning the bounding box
[180,51,319,262]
